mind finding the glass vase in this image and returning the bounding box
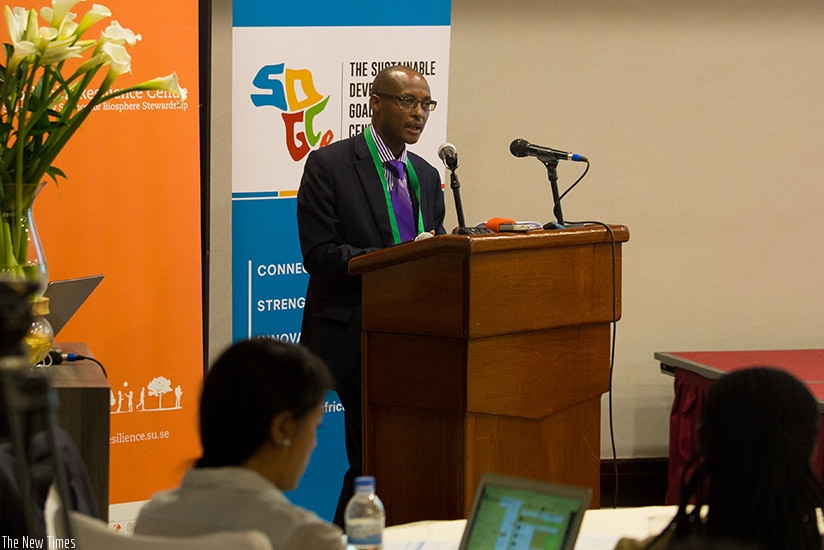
[26,296,54,365]
[0,182,49,297]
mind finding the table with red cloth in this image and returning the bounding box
[657,349,824,505]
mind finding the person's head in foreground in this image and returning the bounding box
[663,367,824,550]
[196,338,333,491]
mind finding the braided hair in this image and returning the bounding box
[662,367,824,550]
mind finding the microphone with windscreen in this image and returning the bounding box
[438,143,459,170]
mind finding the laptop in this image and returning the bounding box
[43,275,104,336]
[458,473,592,550]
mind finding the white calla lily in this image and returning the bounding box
[0,0,185,191]
[75,3,109,37]
[101,20,140,47]
[24,7,38,41]
[5,6,29,43]
[134,72,188,103]
[7,40,38,70]
[43,0,84,28]
[36,25,59,42]
[55,12,77,38]
[4,8,44,68]
[72,38,97,54]
[100,41,131,80]
[38,36,82,65]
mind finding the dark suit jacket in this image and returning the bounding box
[297,132,446,394]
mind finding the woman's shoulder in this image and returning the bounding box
[279,508,344,550]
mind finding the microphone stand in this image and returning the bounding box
[450,169,467,229]
[448,167,492,235]
[539,154,565,230]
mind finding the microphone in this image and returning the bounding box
[438,142,459,170]
[509,138,588,162]
[48,350,85,364]
[437,143,493,235]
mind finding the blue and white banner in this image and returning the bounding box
[232,1,451,521]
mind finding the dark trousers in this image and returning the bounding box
[301,304,364,528]
[333,387,362,528]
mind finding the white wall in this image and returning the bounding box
[210,0,824,458]
[447,0,824,457]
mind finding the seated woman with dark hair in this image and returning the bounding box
[618,366,824,550]
[134,339,344,550]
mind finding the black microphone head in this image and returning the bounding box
[438,142,458,169]
[510,138,530,158]
[438,142,456,160]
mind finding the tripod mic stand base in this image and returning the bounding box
[543,221,566,230]
[456,226,494,235]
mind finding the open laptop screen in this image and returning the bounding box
[43,275,104,336]
[460,474,591,550]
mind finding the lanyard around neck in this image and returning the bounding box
[364,128,425,244]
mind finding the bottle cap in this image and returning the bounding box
[354,476,375,492]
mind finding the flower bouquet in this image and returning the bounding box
[0,0,186,292]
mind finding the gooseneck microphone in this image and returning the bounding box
[437,142,459,170]
[510,138,588,163]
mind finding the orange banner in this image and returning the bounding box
[4,0,203,508]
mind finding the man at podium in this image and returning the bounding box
[296,64,446,526]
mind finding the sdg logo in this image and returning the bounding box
[251,64,334,161]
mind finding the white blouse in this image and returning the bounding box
[134,467,345,550]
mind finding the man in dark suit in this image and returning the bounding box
[297,65,446,525]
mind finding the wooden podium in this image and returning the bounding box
[349,224,629,525]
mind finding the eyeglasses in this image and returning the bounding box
[374,93,437,112]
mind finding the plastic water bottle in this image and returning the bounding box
[344,476,385,550]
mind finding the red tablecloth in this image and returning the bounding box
[660,350,824,505]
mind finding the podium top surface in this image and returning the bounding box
[351,224,628,338]
[349,224,629,275]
